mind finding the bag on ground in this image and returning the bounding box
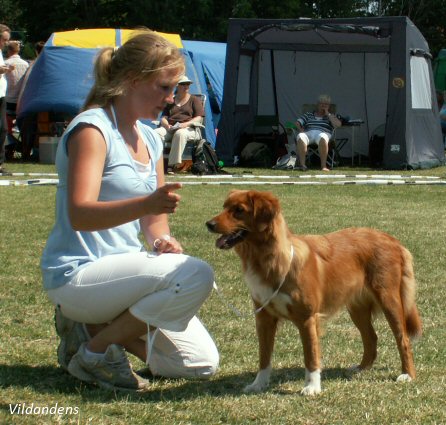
[191,139,222,175]
[272,153,296,170]
[240,142,274,167]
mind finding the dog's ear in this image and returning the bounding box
[249,191,280,231]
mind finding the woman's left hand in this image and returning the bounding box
[153,235,183,254]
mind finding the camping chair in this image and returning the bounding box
[252,115,286,141]
[251,114,287,160]
[162,94,206,164]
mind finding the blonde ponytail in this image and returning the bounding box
[83,29,185,111]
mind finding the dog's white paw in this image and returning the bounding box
[396,373,412,383]
[243,365,271,393]
[347,364,362,375]
[301,369,322,396]
[301,383,322,396]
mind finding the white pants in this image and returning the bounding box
[47,252,219,379]
[297,129,330,146]
[156,126,197,166]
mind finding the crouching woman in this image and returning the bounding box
[40,29,219,392]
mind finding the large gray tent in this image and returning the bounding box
[217,16,445,169]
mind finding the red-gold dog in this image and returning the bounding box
[206,190,422,395]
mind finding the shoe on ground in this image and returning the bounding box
[54,306,90,371]
[67,343,149,392]
[166,166,175,175]
[295,165,308,171]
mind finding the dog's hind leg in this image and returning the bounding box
[373,287,416,381]
[244,310,278,393]
[347,303,378,372]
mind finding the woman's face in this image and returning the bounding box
[131,68,181,120]
[317,101,330,114]
[176,82,191,94]
[0,31,10,51]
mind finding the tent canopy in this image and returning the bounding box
[18,29,226,146]
[217,17,444,169]
[48,28,183,48]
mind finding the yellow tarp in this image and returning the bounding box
[51,28,183,48]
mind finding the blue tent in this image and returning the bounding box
[183,40,226,135]
[18,29,226,146]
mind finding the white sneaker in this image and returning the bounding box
[54,307,90,371]
[68,343,149,392]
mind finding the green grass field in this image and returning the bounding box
[1,163,446,424]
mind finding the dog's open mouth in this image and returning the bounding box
[215,229,248,249]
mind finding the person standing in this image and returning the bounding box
[16,41,44,160]
[5,41,29,119]
[0,24,11,174]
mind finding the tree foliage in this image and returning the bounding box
[0,0,444,56]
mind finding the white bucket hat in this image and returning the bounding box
[178,75,193,85]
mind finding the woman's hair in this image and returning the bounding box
[318,94,331,104]
[83,28,185,110]
[0,24,11,34]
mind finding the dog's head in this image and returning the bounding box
[206,190,281,249]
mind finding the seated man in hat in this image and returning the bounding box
[156,75,205,174]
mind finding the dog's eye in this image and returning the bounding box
[233,206,245,215]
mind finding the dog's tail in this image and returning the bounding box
[401,247,422,340]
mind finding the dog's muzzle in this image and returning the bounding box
[206,220,248,249]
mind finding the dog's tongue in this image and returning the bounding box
[216,234,233,249]
[215,230,248,249]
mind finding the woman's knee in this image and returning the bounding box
[182,257,214,293]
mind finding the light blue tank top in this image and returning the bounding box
[40,108,162,290]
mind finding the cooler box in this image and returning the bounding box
[39,136,59,164]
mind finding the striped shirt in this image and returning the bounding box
[297,112,334,137]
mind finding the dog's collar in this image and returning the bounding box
[254,244,294,315]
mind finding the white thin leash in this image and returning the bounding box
[212,281,245,317]
[213,244,294,317]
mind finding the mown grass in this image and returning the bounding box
[1,162,446,424]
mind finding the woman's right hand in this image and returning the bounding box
[146,183,182,215]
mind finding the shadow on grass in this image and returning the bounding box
[0,363,359,403]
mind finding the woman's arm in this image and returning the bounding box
[160,116,171,130]
[140,156,183,253]
[67,126,181,231]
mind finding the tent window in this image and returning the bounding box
[236,55,252,105]
[410,56,431,109]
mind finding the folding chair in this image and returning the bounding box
[252,115,286,141]
[251,115,287,160]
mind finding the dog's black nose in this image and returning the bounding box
[206,220,216,232]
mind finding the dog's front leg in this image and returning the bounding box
[244,310,278,393]
[296,315,322,396]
